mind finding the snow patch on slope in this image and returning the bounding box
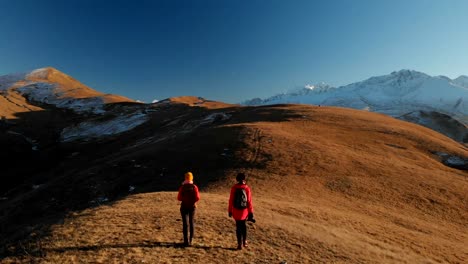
[435,152,468,170]
[16,83,107,114]
[0,72,26,91]
[0,68,124,114]
[60,113,149,142]
[0,67,54,91]
[26,68,51,79]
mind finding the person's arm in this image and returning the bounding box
[177,186,182,201]
[194,185,200,202]
[228,186,234,215]
[247,186,253,214]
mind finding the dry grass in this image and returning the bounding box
[0,89,43,119]
[168,96,237,109]
[3,189,466,263]
[1,104,467,263]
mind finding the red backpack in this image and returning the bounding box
[180,184,197,206]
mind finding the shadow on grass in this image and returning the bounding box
[46,241,237,253]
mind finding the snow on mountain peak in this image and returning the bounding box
[304,82,334,92]
[1,67,66,91]
[287,82,335,96]
[242,69,468,142]
[1,67,134,115]
[391,69,429,83]
[391,69,428,78]
[358,69,430,89]
[26,67,58,79]
[242,69,468,124]
[452,75,468,88]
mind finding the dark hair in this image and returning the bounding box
[236,172,246,182]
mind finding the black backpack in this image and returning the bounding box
[233,187,247,209]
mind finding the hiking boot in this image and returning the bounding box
[237,244,242,250]
[243,241,248,248]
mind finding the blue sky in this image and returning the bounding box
[1,0,468,103]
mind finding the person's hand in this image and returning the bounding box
[247,213,255,223]
[228,212,232,217]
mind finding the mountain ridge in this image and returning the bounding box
[242,69,468,142]
[0,67,136,118]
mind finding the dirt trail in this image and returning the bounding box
[3,190,466,264]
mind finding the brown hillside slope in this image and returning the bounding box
[2,104,467,263]
[167,96,237,109]
[0,89,43,118]
[25,67,133,103]
[0,67,134,118]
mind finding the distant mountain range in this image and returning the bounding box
[243,70,468,142]
[1,68,467,143]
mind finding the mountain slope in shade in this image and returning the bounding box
[243,70,468,142]
[0,67,135,117]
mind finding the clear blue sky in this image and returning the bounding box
[1,0,468,103]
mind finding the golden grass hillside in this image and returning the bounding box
[1,104,467,263]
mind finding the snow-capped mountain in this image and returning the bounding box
[0,67,148,142]
[243,70,468,142]
[0,67,135,115]
[452,75,468,88]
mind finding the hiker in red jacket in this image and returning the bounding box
[228,172,255,250]
[177,172,200,246]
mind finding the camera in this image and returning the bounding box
[247,216,256,223]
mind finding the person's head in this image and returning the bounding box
[185,172,193,182]
[236,172,246,183]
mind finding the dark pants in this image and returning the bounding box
[235,220,247,246]
[180,207,195,245]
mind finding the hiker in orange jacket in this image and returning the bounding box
[177,172,200,246]
[228,172,254,250]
